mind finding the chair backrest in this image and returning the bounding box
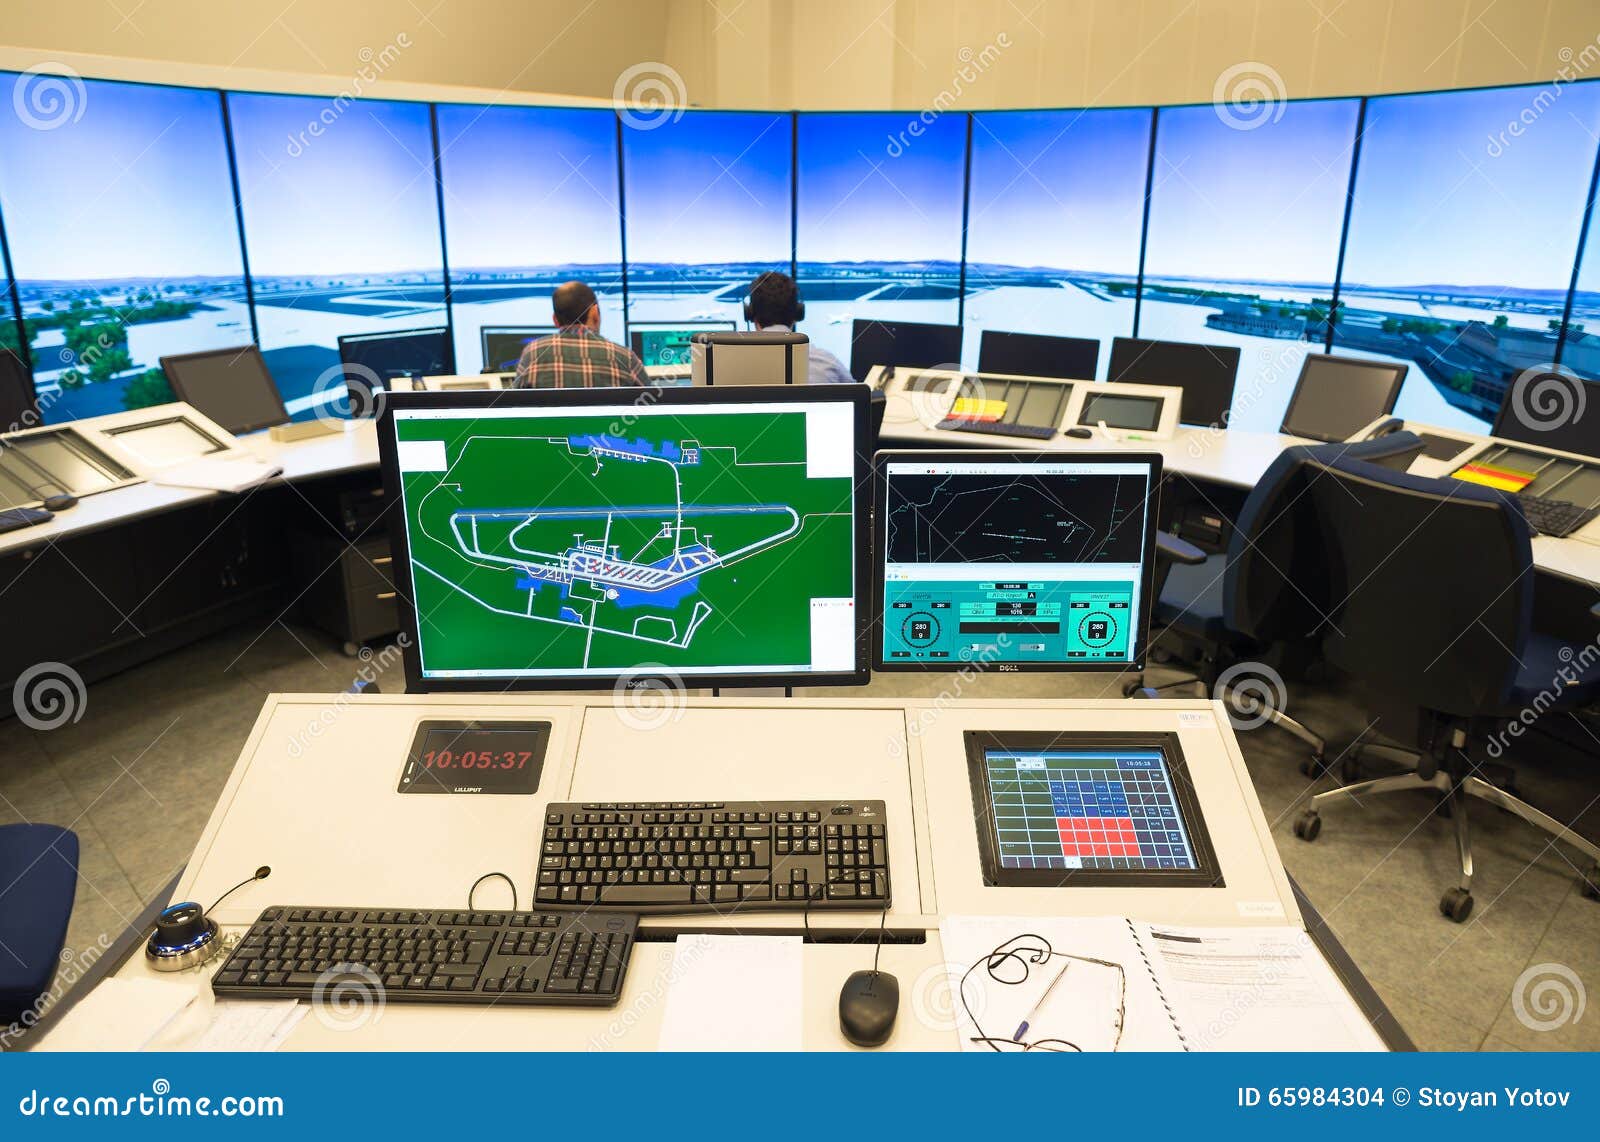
[690,331,808,386]
[0,348,38,429]
[1222,433,1426,644]
[1299,451,1533,716]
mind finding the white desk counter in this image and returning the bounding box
[41,694,1399,1052]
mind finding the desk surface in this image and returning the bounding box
[43,694,1395,1052]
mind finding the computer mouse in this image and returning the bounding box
[42,493,77,512]
[838,968,899,1048]
[1064,427,1094,439]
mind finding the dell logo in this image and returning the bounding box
[998,664,1020,672]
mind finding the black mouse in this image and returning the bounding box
[1064,427,1094,439]
[42,493,77,512]
[839,969,898,1047]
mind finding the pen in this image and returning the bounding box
[1012,960,1070,1042]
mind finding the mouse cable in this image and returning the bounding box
[468,871,518,912]
[802,876,890,977]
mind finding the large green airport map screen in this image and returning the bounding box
[391,403,859,681]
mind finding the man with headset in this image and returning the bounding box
[743,271,856,385]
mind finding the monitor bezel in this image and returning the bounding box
[1490,371,1600,459]
[478,325,560,372]
[1279,353,1408,443]
[1107,336,1241,427]
[1076,390,1165,432]
[976,329,1100,382]
[872,448,1163,673]
[963,729,1225,889]
[379,384,875,693]
[158,345,289,436]
[336,326,455,381]
[848,318,964,381]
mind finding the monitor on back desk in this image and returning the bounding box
[629,322,737,367]
[159,345,289,435]
[874,450,1161,671]
[1491,370,1600,460]
[480,326,559,374]
[1279,354,1408,443]
[978,330,1100,382]
[849,318,963,381]
[1107,336,1240,428]
[378,384,873,691]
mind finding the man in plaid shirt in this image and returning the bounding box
[513,281,648,388]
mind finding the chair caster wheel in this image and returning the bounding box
[1293,811,1321,841]
[1580,866,1600,902]
[1298,755,1326,778]
[1439,888,1473,923]
[342,641,361,658]
[1339,757,1362,784]
[1122,679,1143,698]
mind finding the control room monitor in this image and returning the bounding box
[629,322,738,368]
[480,326,559,374]
[849,319,963,381]
[1279,354,1408,443]
[874,450,1161,671]
[159,345,289,435]
[1491,372,1600,460]
[978,330,1100,382]
[1107,336,1241,427]
[338,327,454,385]
[379,384,872,691]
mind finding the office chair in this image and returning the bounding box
[1288,452,1600,922]
[0,824,78,1029]
[1135,433,1429,772]
[0,348,39,429]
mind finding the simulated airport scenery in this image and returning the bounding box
[391,401,858,680]
[881,458,1151,666]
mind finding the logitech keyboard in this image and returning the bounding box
[536,799,891,913]
[936,418,1058,439]
[1517,494,1599,538]
[211,906,638,1007]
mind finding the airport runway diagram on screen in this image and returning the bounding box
[882,463,1149,665]
[394,407,856,679]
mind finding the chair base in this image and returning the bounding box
[1129,675,1327,770]
[1295,767,1600,924]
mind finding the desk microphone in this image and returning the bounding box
[146,866,270,972]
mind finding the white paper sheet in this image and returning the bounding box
[149,457,283,493]
[657,934,802,1051]
[939,915,1183,1052]
[34,978,198,1051]
[1136,924,1384,1052]
[189,1000,307,1051]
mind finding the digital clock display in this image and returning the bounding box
[398,721,549,795]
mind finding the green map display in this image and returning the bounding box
[394,409,855,678]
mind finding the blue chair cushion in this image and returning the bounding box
[1508,631,1600,710]
[0,824,78,1025]
[1155,553,1227,638]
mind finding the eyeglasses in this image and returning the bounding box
[959,934,1127,1053]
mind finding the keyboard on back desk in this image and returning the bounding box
[536,799,891,913]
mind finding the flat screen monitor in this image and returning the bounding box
[1107,337,1240,427]
[849,319,963,381]
[1279,354,1408,443]
[1491,371,1600,460]
[874,450,1160,671]
[480,326,559,374]
[157,346,288,435]
[963,731,1221,888]
[0,347,38,427]
[978,331,1099,381]
[1079,391,1163,433]
[629,322,737,367]
[337,327,454,386]
[379,384,872,690]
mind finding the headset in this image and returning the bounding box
[742,272,804,326]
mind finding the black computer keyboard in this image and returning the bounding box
[0,507,52,533]
[536,800,891,913]
[936,418,1058,439]
[211,906,638,1007]
[1517,495,1599,538]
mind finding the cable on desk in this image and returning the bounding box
[468,872,518,912]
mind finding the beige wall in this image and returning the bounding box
[0,0,1596,110]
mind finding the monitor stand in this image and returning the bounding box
[712,686,793,699]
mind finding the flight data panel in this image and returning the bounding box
[876,454,1156,670]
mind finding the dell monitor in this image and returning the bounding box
[338,327,454,387]
[978,330,1100,381]
[874,450,1161,671]
[159,345,288,435]
[629,322,738,367]
[379,384,872,690]
[849,319,963,381]
[480,326,558,374]
[1280,354,1409,443]
[1107,337,1241,427]
[1491,371,1600,460]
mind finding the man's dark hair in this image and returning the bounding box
[552,280,598,326]
[746,271,802,327]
